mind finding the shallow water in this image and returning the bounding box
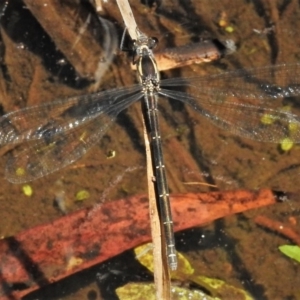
[0,0,300,299]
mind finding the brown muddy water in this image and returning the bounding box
[0,0,300,299]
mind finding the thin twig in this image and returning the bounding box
[143,115,171,299]
[255,215,300,245]
[115,0,170,299]
[115,0,138,40]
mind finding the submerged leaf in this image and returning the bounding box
[75,189,90,201]
[116,282,219,300]
[134,243,254,300]
[279,245,300,263]
[22,184,33,197]
[134,243,194,279]
[191,275,254,300]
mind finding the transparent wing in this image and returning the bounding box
[4,88,143,183]
[0,85,141,145]
[160,64,300,143]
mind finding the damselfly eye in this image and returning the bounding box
[149,37,158,49]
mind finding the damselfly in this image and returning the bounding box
[1,28,300,270]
